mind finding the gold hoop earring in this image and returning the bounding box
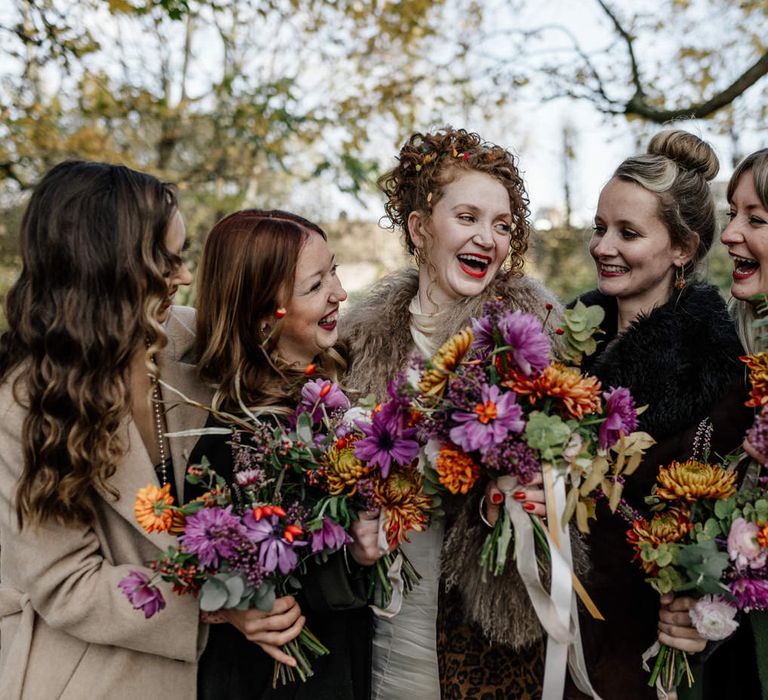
[674,265,686,290]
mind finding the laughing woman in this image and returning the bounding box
[341,127,561,699]
[190,209,381,700]
[0,161,210,697]
[564,130,752,699]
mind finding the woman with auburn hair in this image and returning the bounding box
[190,208,382,699]
[341,127,560,699]
[0,160,210,697]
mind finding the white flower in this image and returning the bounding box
[689,596,739,641]
[727,517,767,570]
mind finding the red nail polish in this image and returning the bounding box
[490,492,504,505]
[513,491,526,501]
[523,502,536,512]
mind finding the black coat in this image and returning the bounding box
[189,415,372,700]
[564,284,754,700]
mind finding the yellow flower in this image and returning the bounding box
[323,441,371,496]
[134,482,176,534]
[436,444,480,495]
[655,460,738,502]
[374,467,432,546]
[506,362,602,420]
[742,353,768,407]
[419,328,474,396]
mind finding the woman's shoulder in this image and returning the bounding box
[341,269,417,335]
[164,305,197,363]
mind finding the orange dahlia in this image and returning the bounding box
[628,507,692,573]
[436,444,480,495]
[374,467,432,546]
[655,460,738,502]
[419,328,474,396]
[742,353,768,407]
[135,482,177,534]
[323,442,370,496]
[505,362,602,420]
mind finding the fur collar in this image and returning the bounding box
[577,283,744,440]
[340,267,563,400]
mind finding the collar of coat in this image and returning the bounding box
[340,267,563,400]
[576,283,745,441]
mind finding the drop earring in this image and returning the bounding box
[674,265,686,290]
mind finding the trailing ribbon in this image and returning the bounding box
[496,466,602,699]
[369,509,405,619]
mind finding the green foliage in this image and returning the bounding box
[524,411,572,461]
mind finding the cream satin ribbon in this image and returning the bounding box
[497,468,602,699]
[370,509,405,619]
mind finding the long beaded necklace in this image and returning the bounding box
[149,371,169,487]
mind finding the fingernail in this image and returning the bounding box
[523,502,536,512]
[513,491,526,501]
[490,492,504,505]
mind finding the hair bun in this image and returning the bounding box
[647,129,719,181]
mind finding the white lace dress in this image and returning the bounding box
[370,295,450,700]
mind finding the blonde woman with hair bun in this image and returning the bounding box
[564,131,753,699]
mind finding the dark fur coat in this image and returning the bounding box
[565,283,753,700]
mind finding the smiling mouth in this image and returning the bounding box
[457,253,492,278]
[598,263,629,276]
[731,254,760,280]
[318,310,338,330]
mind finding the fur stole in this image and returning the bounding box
[340,267,575,649]
[340,267,563,401]
[578,283,745,441]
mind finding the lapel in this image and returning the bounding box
[95,306,212,551]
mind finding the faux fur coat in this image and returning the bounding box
[564,283,753,700]
[341,268,576,696]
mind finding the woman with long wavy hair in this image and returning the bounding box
[189,209,382,699]
[0,160,211,697]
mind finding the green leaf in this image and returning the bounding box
[200,577,229,612]
[252,581,276,613]
[714,498,736,520]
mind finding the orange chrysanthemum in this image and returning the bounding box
[505,362,602,420]
[655,460,738,502]
[419,328,474,396]
[135,482,178,534]
[757,523,768,550]
[323,443,371,496]
[374,467,432,546]
[436,444,480,495]
[628,507,693,573]
[742,353,768,407]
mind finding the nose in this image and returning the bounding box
[329,276,347,303]
[473,221,495,248]
[720,217,743,246]
[174,262,193,288]
[590,230,616,258]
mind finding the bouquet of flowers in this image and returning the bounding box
[415,299,653,577]
[627,455,768,691]
[303,376,433,610]
[119,374,433,683]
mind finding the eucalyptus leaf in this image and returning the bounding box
[200,577,229,611]
[252,581,276,613]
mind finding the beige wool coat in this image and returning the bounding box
[0,306,212,700]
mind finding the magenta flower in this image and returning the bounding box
[243,512,307,575]
[118,570,166,619]
[730,577,768,612]
[179,506,246,569]
[473,310,550,376]
[599,386,639,449]
[449,383,524,453]
[311,517,353,554]
[354,411,420,479]
[298,379,350,423]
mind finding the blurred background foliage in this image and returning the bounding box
[0,0,766,325]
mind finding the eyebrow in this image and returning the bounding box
[451,203,511,217]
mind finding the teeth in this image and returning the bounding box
[732,254,758,265]
[319,312,337,324]
[458,254,489,265]
[600,264,628,273]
